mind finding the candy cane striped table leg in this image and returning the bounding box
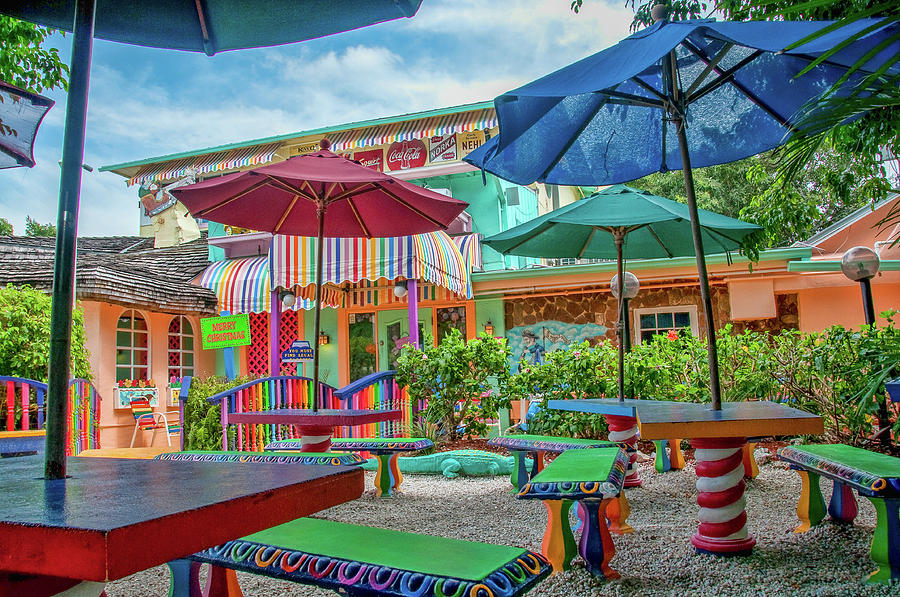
[605,415,641,487]
[690,437,756,555]
[294,425,333,452]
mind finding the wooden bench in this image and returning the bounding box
[155,450,366,466]
[777,444,900,584]
[168,517,552,597]
[266,437,433,496]
[517,447,628,578]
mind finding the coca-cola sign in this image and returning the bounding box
[386,139,426,171]
[354,148,384,171]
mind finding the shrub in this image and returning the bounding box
[396,329,511,441]
[0,284,91,381]
[182,376,255,450]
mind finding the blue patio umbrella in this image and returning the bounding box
[465,15,898,409]
[0,0,424,479]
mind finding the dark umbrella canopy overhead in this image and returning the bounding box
[3,0,423,55]
[465,18,899,185]
[483,184,761,260]
[0,80,54,169]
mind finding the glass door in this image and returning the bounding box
[348,312,377,382]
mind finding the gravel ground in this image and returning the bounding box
[106,455,897,596]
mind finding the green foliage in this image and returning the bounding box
[25,216,55,237]
[0,217,12,235]
[396,329,512,441]
[0,284,91,381]
[0,16,69,94]
[182,376,254,450]
[504,322,900,446]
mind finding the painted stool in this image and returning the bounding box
[778,444,900,584]
[517,447,628,578]
[267,437,433,497]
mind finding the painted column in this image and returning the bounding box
[407,279,419,349]
[691,437,756,555]
[604,415,641,487]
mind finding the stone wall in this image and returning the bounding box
[503,284,799,343]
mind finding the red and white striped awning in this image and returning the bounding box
[126,143,281,186]
[328,109,497,153]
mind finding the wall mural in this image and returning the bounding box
[506,321,608,369]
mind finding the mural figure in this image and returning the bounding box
[520,329,546,366]
[506,321,608,370]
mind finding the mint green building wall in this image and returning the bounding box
[206,221,226,262]
[303,307,339,387]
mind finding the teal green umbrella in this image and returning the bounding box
[483,184,762,401]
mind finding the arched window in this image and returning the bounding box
[167,316,195,381]
[116,310,149,381]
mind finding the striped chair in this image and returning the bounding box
[129,397,180,448]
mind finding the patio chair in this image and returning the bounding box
[129,397,180,448]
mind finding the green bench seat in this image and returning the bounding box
[777,444,900,584]
[517,447,628,579]
[169,517,551,597]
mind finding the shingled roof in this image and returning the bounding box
[0,234,217,315]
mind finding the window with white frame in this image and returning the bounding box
[633,305,698,344]
[167,316,195,381]
[116,310,149,381]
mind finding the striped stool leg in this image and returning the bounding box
[511,450,529,492]
[653,440,671,472]
[792,468,826,533]
[204,565,243,596]
[606,491,634,534]
[541,499,577,573]
[579,498,619,579]
[372,453,393,497]
[690,437,755,556]
[605,415,641,487]
[167,559,202,597]
[864,497,900,584]
[669,439,685,470]
[388,452,403,494]
[828,480,858,523]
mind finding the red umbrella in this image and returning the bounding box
[174,140,468,409]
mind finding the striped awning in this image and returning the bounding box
[126,143,281,186]
[270,230,473,299]
[328,109,497,153]
[451,234,482,271]
[194,255,344,314]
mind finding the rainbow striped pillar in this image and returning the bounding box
[691,437,756,555]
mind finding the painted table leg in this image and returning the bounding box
[741,442,759,479]
[532,450,546,476]
[605,415,641,487]
[541,499,577,573]
[372,452,395,497]
[792,469,826,533]
[293,424,333,452]
[690,437,756,555]
[205,564,244,597]
[511,450,529,491]
[653,440,671,472]
[167,559,202,597]
[388,452,403,493]
[864,497,900,584]
[579,498,619,579]
[828,481,858,523]
[606,491,634,534]
[668,439,685,470]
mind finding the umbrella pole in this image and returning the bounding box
[45,0,96,480]
[311,206,325,412]
[615,233,625,403]
[674,117,723,410]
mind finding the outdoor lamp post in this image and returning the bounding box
[841,246,880,325]
[611,272,640,352]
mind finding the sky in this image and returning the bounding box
[1,1,637,237]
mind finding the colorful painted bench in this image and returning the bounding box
[154,450,366,466]
[517,447,628,578]
[488,434,618,491]
[777,444,900,584]
[169,517,552,597]
[266,437,433,497]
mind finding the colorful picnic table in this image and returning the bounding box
[0,454,364,596]
[548,398,823,556]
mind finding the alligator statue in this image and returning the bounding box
[361,449,532,478]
